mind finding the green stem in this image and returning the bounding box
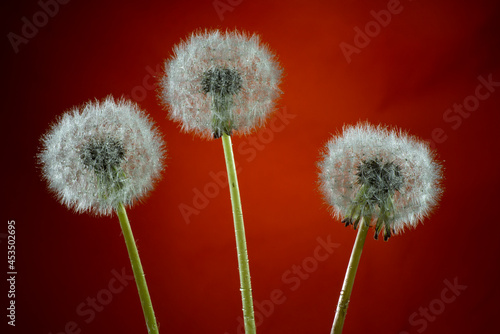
[221,133,256,334]
[116,202,159,334]
[331,217,370,334]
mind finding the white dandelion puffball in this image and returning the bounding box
[39,96,166,215]
[159,30,283,139]
[318,123,443,241]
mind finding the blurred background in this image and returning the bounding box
[3,0,500,333]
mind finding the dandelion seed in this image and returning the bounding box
[318,123,443,240]
[39,96,166,215]
[159,29,282,139]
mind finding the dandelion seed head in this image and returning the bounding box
[39,96,166,216]
[159,29,283,139]
[318,123,443,240]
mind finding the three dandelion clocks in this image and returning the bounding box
[39,97,165,334]
[318,123,443,334]
[159,30,282,334]
[36,26,443,334]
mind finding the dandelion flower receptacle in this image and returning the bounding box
[39,96,165,334]
[318,123,443,334]
[159,30,283,334]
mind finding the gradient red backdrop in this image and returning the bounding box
[3,0,500,333]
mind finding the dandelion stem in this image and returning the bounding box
[116,202,159,334]
[221,133,256,334]
[331,217,370,334]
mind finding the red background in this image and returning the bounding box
[3,0,500,333]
